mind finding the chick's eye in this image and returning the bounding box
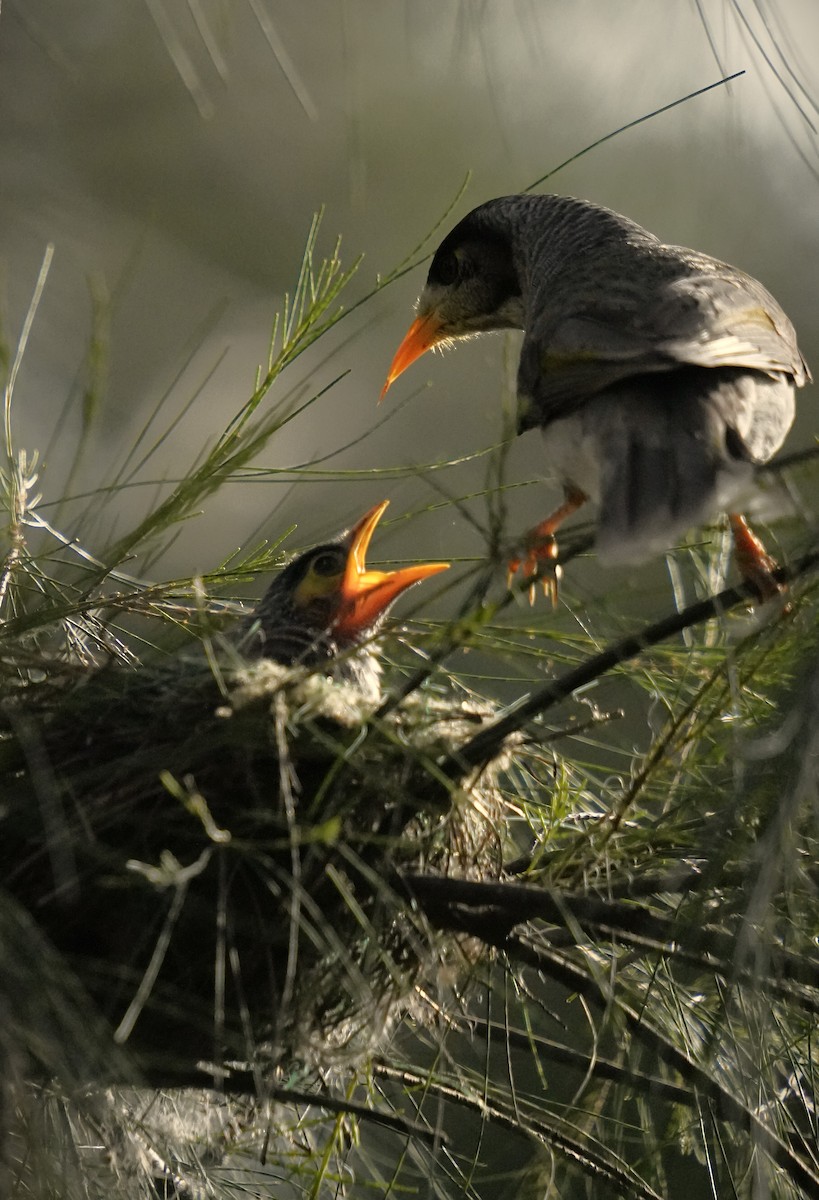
[433,251,461,287]
[311,550,345,577]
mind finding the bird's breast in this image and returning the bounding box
[537,413,603,501]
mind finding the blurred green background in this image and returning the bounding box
[3,9,818,1196]
[1,0,816,600]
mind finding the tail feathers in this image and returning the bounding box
[595,423,751,566]
[574,367,793,567]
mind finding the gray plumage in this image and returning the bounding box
[238,539,384,702]
[411,194,809,564]
[236,506,447,702]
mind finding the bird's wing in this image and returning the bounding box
[653,266,809,382]
[518,260,809,429]
[518,317,683,427]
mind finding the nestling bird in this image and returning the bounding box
[240,500,448,700]
[382,194,810,600]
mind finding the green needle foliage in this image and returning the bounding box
[1,212,819,1200]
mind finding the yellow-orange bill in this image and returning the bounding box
[335,500,449,637]
[379,312,445,402]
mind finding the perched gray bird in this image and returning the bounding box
[381,194,810,598]
[240,501,448,701]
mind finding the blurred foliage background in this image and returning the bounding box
[2,0,817,581]
[2,3,819,1198]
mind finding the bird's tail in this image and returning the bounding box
[592,377,756,566]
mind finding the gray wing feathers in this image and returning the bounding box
[520,242,809,425]
[591,370,794,565]
[654,266,809,382]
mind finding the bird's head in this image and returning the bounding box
[381,201,524,399]
[248,501,448,665]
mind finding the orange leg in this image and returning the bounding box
[508,486,588,605]
[729,513,787,602]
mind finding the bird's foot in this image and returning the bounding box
[507,530,562,606]
[507,488,587,606]
[729,513,788,605]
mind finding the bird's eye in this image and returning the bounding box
[311,550,345,577]
[433,251,461,287]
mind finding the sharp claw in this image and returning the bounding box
[506,491,585,604]
[507,533,561,604]
[542,562,562,607]
[523,551,534,605]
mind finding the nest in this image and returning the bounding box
[1,645,516,1089]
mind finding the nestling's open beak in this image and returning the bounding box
[335,500,449,638]
[379,312,446,401]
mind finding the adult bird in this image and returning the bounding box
[381,194,810,600]
[240,500,448,701]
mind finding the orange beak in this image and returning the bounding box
[334,500,449,639]
[379,312,446,401]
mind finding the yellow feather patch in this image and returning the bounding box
[293,564,344,607]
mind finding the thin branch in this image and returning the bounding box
[525,72,746,192]
[372,1063,665,1200]
[468,1016,697,1107]
[396,892,819,1200]
[236,1077,446,1146]
[441,546,819,776]
[400,874,819,1011]
[376,532,595,720]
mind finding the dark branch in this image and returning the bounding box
[400,873,819,1011]
[394,884,819,1200]
[441,546,819,776]
[372,1062,665,1200]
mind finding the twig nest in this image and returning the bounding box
[1,647,518,1082]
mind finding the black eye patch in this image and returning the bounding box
[311,549,346,577]
[431,250,461,287]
